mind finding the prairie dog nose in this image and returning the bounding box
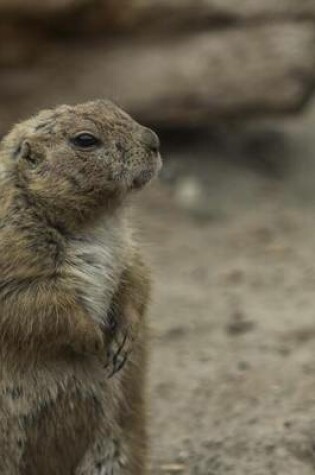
[141,127,160,153]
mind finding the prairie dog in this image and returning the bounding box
[0,100,161,474]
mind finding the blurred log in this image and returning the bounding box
[207,0,315,19]
[1,0,315,65]
[2,0,315,33]
[0,24,44,66]
[0,0,141,30]
[0,2,315,129]
[133,0,315,30]
[2,22,313,129]
[0,0,88,17]
[0,0,139,65]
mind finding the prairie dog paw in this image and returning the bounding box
[105,328,133,378]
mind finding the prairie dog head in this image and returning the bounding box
[0,100,162,222]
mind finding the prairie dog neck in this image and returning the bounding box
[65,211,132,325]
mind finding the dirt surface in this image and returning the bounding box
[131,103,315,474]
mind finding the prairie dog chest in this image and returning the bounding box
[66,216,129,324]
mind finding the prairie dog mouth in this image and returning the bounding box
[132,170,156,189]
[132,154,162,189]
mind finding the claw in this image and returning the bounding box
[107,312,118,334]
[114,332,127,362]
[105,331,130,378]
[108,352,128,378]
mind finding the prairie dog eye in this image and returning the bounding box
[70,132,101,149]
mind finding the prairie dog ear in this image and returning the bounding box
[15,140,40,168]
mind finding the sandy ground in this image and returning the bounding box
[131,104,315,474]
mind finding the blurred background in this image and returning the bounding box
[3,1,315,474]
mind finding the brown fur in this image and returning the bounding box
[0,100,161,474]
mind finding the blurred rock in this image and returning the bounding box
[226,310,255,336]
